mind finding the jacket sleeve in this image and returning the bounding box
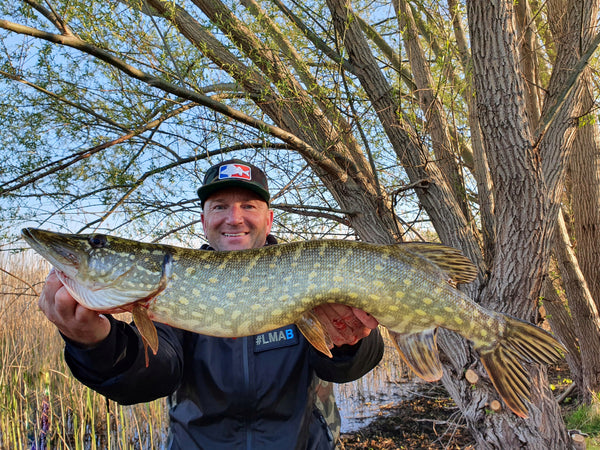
[309,327,384,383]
[63,315,184,405]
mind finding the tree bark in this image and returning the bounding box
[570,70,600,308]
[554,211,600,401]
[466,0,570,446]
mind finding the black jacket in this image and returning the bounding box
[64,318,383,449]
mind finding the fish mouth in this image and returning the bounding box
[21,228,82,273]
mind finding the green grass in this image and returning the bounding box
[565,392,600,449]
[566,403,600,435]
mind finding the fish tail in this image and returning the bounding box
[478,316,566,418]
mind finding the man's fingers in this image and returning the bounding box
[312,305,347,346]
[351,307,379,329]
[39,269,59,310]
[53,284,83,320]
[37,270,111,345]
[312,304,369,347]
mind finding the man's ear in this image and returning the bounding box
[266,208,274,233]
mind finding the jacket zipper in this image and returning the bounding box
[242,336,253,449]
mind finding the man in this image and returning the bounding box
[39,159,384,449]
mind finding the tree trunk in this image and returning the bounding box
[466,0,570,446]
[546,0,600,402]
[542,276,583,390]
[554,211,600,401]
[570,70,600,307]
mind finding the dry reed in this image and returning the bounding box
[0,251,168,449]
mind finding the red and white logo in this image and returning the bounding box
[218,163,251,180]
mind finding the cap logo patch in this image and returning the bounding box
[218,163,251,180]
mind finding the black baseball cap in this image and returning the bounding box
[197,159,270,206]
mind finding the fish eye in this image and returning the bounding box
[88,235,107,249]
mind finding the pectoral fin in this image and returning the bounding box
[132,303,159,367]
[296,311,333,358]
[130,253,171,367]
[390,329,443,382]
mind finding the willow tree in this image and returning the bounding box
[1,0,600,447]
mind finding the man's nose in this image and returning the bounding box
[225,205,244,223]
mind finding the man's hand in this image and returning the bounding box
[39,269,111,346]
[312,304,379,347]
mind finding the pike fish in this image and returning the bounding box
[22,227,565,418]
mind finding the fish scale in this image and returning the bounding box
[22,228,565,419]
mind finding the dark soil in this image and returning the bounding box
[339,363,573,449]
[338,383,475,449]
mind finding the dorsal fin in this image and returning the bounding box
[399,242,477,284]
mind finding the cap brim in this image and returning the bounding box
[197,179,270,205]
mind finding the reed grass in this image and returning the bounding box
[0,251,168,449]
[0,250,406,449]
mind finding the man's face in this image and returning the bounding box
[201,187,273,251]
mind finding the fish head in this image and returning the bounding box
[22,228,172,311]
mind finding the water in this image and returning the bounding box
[335,377,428,432]
[334,341,429,433]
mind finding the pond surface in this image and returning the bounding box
[335,377,427,432]
[333,342,428,433]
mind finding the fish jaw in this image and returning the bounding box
[21,227,171,311]
[22,228,84,280]
[55,270,154,312]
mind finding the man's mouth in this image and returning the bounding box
[223,232,248,237]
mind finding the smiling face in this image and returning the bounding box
[201,187,274,251]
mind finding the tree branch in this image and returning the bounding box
[0,69,126,131]
[273,203,353,225]
[537,31,600,144]
[0,19,330,170]
[24,0,74,36]
[0,101,198,195]
[271,0,355,73]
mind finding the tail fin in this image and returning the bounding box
[478,316,566,418]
